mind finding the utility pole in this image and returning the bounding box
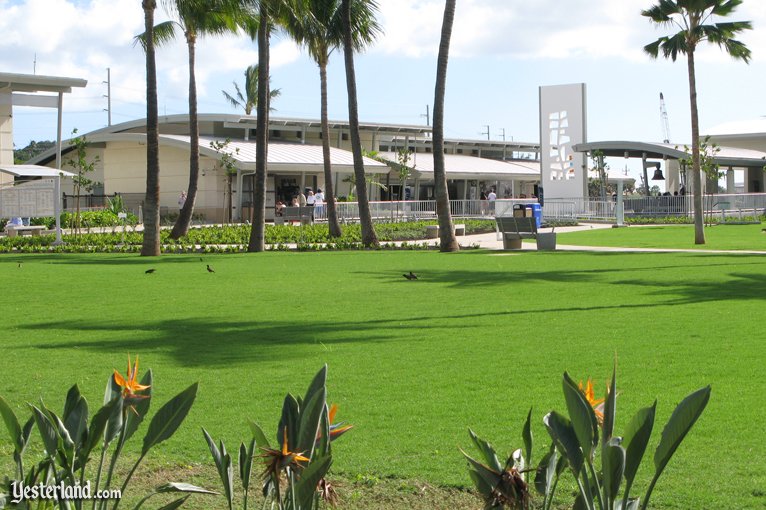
[420,104,430,126]
[33,53,37,74]
[103,68,112,126]
[481,125,490,140]
[497,128,506,141]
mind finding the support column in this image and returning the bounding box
[0,92,14,176]
[726,167,735,194]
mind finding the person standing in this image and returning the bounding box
[178,191,187,210]
[314,188,325,219]
[487,188,497,214]
[306,190,316,207]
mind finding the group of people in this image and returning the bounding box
[275,187,325,217]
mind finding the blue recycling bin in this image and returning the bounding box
[528,203,542,229]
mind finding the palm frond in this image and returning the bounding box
[153,21,181,47]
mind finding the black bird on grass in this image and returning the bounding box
[207,264,215,273]
[403,271,418,280]
[17,262,22,269]
[145,268,156,274]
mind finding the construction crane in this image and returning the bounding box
[659,92,671,143]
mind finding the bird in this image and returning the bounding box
[145,268,156,274]
[206,264,215,273]
[17,262,22,269]
[403,271,418,280]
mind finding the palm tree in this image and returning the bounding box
[432,0,458,252]
[643,0,751,245]
[341,0,378,247]
[245,1,277,252]
[221,64,281,114]
[138,0,240,240]
[282,0,382,239]
[140,0,161,257]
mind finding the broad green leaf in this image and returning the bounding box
[294,453,332,510]
[296,387,325,456]
[63,385,82,421]
[562,372,598,460]
[81,398,119,460]
[30,405,59,458]
[0,395,23,453]
[543,411,583,476]
[155,482,217,495]
[644,386,711,508]
[522,407,533,473]
[602,365,617,443]
[142,383,198,454]
[278,394,300,452]
[104,372,121,405]
[123,369,153,443]
[104,392,124,446]
[534,448,558,497]
[63,393,88,449]
[21,416,34,450]
[303,364,327,405]
[317,403,331,455]
[248,420,270,449]
[202,428,233,509]
[468,468,494,498]
[622,402,656,504]
[239,438,255,491]
[602,437,625,502]
[653,386,711,473]
[460,450,502,491]
[468,429,503,473]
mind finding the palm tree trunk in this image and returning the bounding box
[247,1,270,252]
[320,58,342,238]
[342,0,377,248]
[170,33,200,240]
[687,48,705,244]
[432,0,459,252]
[141,0,161,257]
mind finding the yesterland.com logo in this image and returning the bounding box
[6,481,121,504]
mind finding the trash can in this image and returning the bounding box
[513,204,526,218]
[529,203,542,229]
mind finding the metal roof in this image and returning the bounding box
[81,113,432,138]
[28,133,387,173]
[705,117,766,137]
[573,141,766,168]
[0,72,87,93]
[0,164,75,178]
[377,152,540,180]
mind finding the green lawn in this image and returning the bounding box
[556,223,766,250]
[1,250,765,509]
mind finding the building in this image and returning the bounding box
[30,114,543,222]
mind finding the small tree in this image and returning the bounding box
[679,137,722,225]
[64,129,100,236]
[396,149,414,200]
[210,139,240,224]
[589,149,610,200]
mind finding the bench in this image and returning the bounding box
[425,223,465,239]
[5,225,46,237]
[495,216,556,251]
[278,206,313,225]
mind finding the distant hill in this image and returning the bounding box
[14,140,55,163]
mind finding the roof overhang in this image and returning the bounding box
[0,164,75,178]
[573,141,766,168]
[0,72,87,93]
[377,152,540,181]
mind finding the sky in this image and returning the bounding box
[2,0,765,183]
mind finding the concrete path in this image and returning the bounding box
[459,223,766,255]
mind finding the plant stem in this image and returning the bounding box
[92,447,108,510]
[587,461,605,510]
[640,474,661,510]
[112,452,146,510]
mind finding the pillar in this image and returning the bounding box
[726,167,735,194]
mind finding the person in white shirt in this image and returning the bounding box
[306,190,316,206]
[314,188,325,218]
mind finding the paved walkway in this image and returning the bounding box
[460,223,766,255]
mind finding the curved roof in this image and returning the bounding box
[573,141,766,167]
[705,117,766,137]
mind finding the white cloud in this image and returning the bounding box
[373,0,765,62]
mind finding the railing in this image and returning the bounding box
[313,199,511,223]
